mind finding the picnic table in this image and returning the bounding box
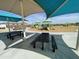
[31,33,57,52]
[7,31,23,40]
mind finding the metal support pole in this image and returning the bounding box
[76,26,79,51]
[19,0,26,38]
[7,18,10,32]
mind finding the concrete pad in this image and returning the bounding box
[0,48,50,59]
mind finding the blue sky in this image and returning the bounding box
[0,10,79,24]
[25,12,79,24]
[25,12,46,24]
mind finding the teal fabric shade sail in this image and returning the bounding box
[51,0,79,16]
[34,0,66,18]
[0,10,21,22]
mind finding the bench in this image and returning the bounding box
[7,31,23,40]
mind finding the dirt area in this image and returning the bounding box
[0,25,79,33]
[27,25,79,32]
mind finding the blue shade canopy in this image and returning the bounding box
[34,0,66,18]
[0,10,21,22]
[51,0,79,16]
